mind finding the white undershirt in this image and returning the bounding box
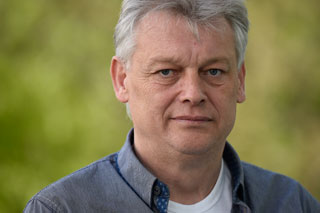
[167,160,232,213]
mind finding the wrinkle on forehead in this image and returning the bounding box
[136,10,231,44]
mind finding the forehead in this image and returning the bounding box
[132,11,236,66]
[141,10,228,33]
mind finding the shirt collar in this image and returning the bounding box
[223,142,246,204]
[117,129,157,207]
[117,128,247,207]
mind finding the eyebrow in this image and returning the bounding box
[145,56,184,70]
[199,57,231,70]
[145,55,232,71]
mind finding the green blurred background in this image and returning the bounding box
[0,0,319,211]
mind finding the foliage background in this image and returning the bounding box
[0,0,319,211]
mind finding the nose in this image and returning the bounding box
[178,71,206,106]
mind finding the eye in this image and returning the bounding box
[208,69,222,76]
[159,69,173,77]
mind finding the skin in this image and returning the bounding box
[111,11,246,204]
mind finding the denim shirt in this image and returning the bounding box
[24,129,320,212]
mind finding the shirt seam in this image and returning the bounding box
[34,195,62,212]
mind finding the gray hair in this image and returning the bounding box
[114,0,249,68]
[113,0,250,118]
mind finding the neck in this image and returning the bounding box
[133,134,225,205]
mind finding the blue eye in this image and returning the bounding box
[159,69,173,76]
[208,69,222,76]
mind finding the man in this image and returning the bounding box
[25,0,320,212]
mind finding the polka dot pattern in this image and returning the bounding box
[153,180,170,213]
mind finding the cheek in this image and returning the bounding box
[127,79,151,118]
[152,88,177,115]
[128,76,148,97]
[209,83,238,117]
[129,80,173,116]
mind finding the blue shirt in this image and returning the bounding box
[24,129,320,212]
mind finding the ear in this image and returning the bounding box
[110,56,129,103]
[237,62,246,103]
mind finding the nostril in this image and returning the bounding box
[180,89,206,105]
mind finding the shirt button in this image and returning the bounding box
[153,185,161,196]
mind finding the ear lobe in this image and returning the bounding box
[237,63,246,103]
[110,56,129,103]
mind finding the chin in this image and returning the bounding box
[169,137,221,156]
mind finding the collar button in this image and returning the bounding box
[153,185,161,196]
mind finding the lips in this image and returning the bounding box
[171,116,213,122]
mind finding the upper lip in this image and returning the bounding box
[172,116,213,121]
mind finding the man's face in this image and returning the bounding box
[112,11,245,156]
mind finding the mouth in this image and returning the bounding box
[171,116,213,122]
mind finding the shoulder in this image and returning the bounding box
[24,153,122,212]
[241,161,320,212]
[242,161,298,189]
